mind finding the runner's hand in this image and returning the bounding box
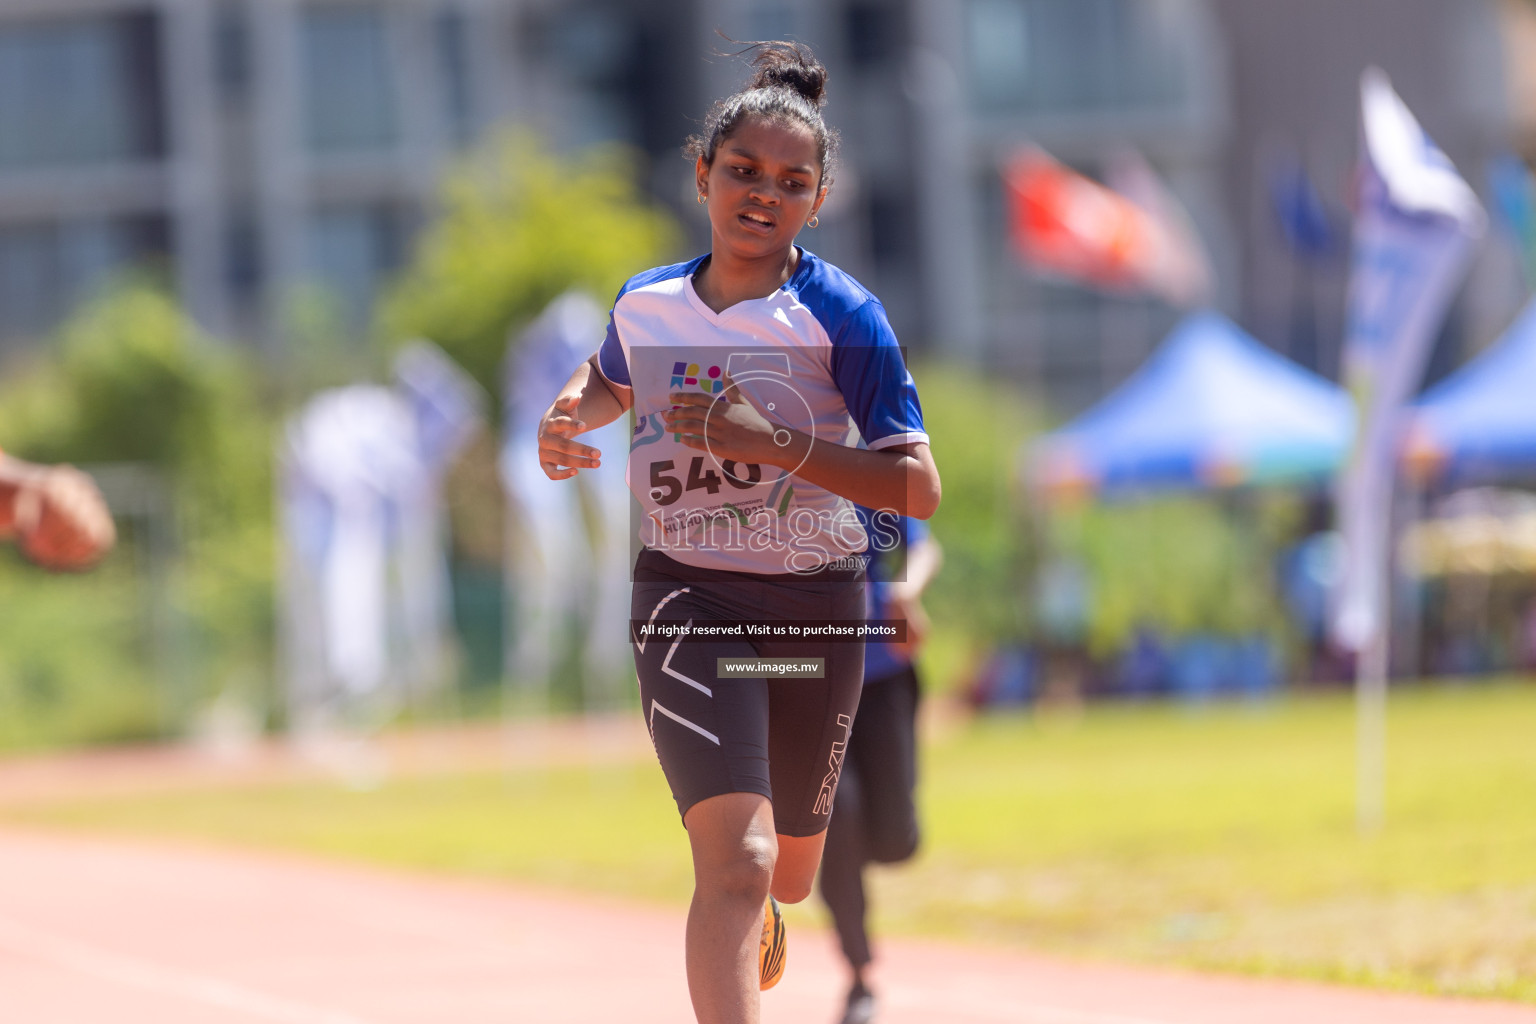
[13,465,115,572]
[664,376,788,467]
[537,394,602,480]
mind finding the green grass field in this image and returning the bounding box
[5,681,1535,1002]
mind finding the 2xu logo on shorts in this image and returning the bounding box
[812,713,853,817]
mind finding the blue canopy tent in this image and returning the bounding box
[1021,311,1355,703]
[1032,311,1355,499]
[1405,296,1536,485]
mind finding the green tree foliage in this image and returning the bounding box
[0,558,162,751]
[379,133,682,402]
[0,281,273,539]
[0,281,278,748]
[0,284,253,476]
[1058,494,1297,657]
[915,363,1042,646]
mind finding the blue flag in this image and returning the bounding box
[1270,153,1338,261]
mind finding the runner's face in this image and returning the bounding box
[697,116,827,263]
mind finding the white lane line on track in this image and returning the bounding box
[0,915,379,1024]
[886,986,1184,1024]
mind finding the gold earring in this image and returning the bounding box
[807,214,820,228]
[697,192,707,205]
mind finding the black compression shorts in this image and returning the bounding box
[630,548,866,838]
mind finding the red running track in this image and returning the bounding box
[1,828,1533,1024]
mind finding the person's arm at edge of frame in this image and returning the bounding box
[0,451,28,535]
[536,354,634,481]
[0,451,116,568]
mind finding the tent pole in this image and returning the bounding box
[1356,624,1388,833]
[1394,478,1426,684]
[1354,472,1397,835]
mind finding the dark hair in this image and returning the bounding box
[685,40,840,187]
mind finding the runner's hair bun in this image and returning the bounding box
[747,42,828,107]
[684,38,839,185]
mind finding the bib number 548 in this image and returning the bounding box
[649,457,761,505]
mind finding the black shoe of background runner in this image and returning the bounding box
[838,982,876,1024]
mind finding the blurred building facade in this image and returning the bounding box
[685,0,1228,410]
[688,0,1520,410]
[0,0,696,358]
[0,0,471,352]
[0,0,1526,414]
[1215,0,1515,394]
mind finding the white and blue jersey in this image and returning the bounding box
[596,248,927,575]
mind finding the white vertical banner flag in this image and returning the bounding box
[1335,68,1484,830]
[1336,69,1485,650]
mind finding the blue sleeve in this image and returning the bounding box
[830,300,927,450]
[595,305,631,388]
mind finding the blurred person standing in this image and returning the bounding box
[0,449,114,571]
[501,293,633,709]
[819,510,940,1024]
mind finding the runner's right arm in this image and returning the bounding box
[537,354,633,480]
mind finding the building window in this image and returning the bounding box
[966,0,1031,104]
[0,13,163,170]
[845,3,899,72]
[867,186,913,271]
[0,224,57,339]
[224,214,261,299]
[214,1,252,105]
[745,2,796,43]
[965,0,1207,115]
[436,8,475,147]
[536,4,636,148]
[300,5,399,155]
[305,204,403,324]
[0,217,166,341]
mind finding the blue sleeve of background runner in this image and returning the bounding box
[863,512,915,679]
[596,308,630,387]
[830,300,926,449]
[906,516,929,548]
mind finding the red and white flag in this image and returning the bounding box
[1004,146,1213,307]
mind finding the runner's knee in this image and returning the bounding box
[695,832,776,904]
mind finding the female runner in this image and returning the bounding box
[536,41,940,1024]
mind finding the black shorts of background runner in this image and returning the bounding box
[818,662,921,968]
[631,547,866,838]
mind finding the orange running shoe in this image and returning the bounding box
[759,895,787,990]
